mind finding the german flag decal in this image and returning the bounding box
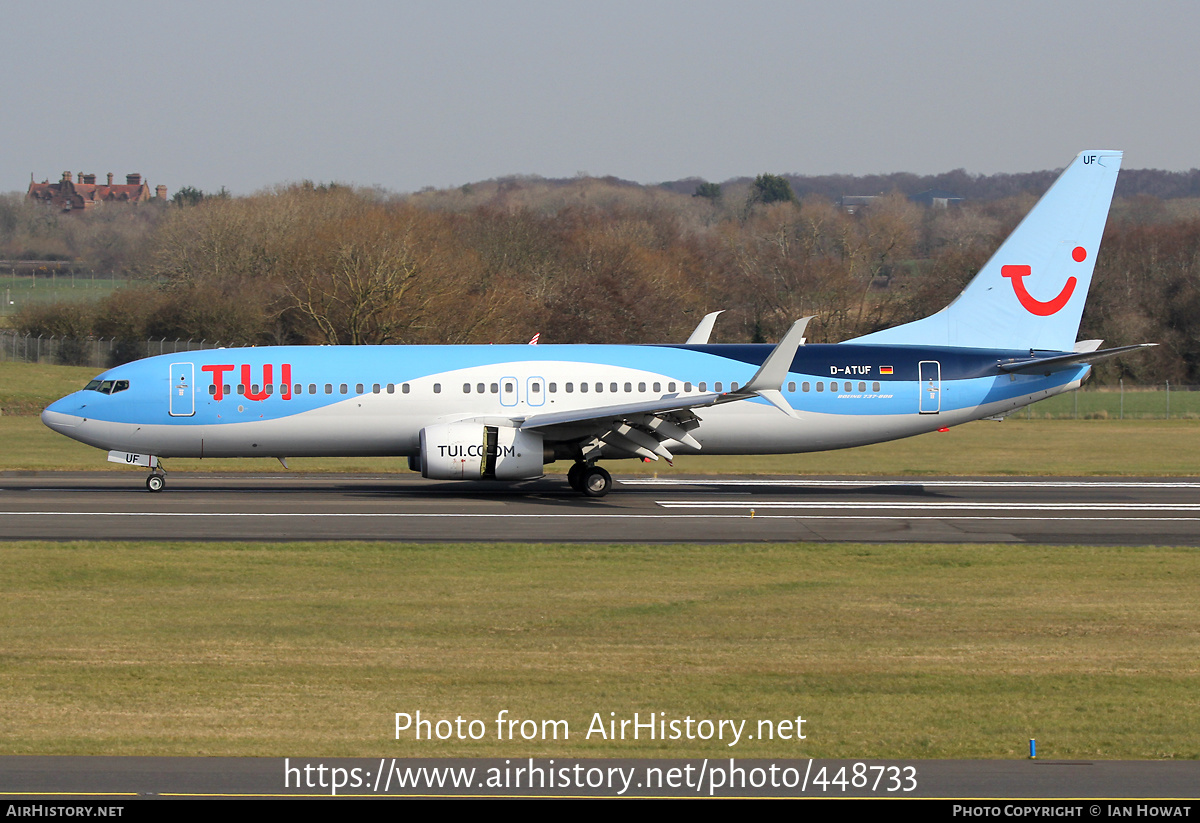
[880,366,894,375]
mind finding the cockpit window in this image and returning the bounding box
[84,379,130,395]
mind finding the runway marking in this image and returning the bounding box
[2,511,1200,523]
[623,479,1200,489]
[655,501,1200,511]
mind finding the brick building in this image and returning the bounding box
[27,171,168,213]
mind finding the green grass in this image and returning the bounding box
[0,361,100,416]
[0,273,128,320]
[1027,386,1200,419]
[1,541,1196,758]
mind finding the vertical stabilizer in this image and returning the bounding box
[850,150,1122,351]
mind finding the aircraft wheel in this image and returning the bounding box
[146,474,165,493]
[581,466,612,498]
[567,462,586,492]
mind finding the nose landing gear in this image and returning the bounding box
[146,465,167,493]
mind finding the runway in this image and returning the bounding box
[2,472,1198,544]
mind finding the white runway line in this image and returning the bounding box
[654,501,1200,511]
[2,511,1199,523]
[622,479,1200,489]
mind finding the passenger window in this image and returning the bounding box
[463,383,471,393]
[638,382,646,392]
[504,382,513,394]
[802,382,810,392]
[387,384,395,394]
[595,383,603,393]
[265,384,273,395]
[668,382,676,392]
[340,384,348,395]
[683,382,691,392]
[816,382,824,393]
[566,383,573,393]
[309,384,317,395]
[356,384,364,394]
[788,382,796,392]
[610,383,618,393]
[731,381,739,391]
[653,382,661,392]
[490,383,498,393]
[208,384,216,395]
[238,384,245,395]
[477,383,485,394]
[715,382,723,392]
[624,382,632,393]
[873,382,880,392]
[325,384,333,394]
[402,384,410,394]
[294,384,302,395]
[548,383,556,393]
[224,384,230,395]
[373,384,381,394]
[580,383,588,393]
[433,383,441,394]
[858,382,866,392]
[845,382,852,392]
[699,382,707,392]
[532,383,541,393]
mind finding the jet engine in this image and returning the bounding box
[417,422,546,480]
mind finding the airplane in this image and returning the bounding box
[42,150,1152,497]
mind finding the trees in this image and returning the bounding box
[749,173,797,206]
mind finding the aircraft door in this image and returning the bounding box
[526,376,545,407]
[918,360,941,414]
[169,362,195,417]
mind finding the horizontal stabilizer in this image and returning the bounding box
[998,343,1156,375]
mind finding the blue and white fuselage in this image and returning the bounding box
[41,151,1150,496]
[41,342,1088,457]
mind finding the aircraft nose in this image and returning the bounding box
[42,399,84,430]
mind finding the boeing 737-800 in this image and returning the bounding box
[42,151,1150,496]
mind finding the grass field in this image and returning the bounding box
[1,541,1196,759]
[0,273,128,321]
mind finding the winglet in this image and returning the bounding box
[685,310,725,344]
[733,316,813,418]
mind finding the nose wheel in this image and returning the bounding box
[146,468,166,493]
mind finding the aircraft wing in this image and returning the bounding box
[998,343,1156,375]
[518,317,813,461]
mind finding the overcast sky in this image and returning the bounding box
[5,1,1198,195]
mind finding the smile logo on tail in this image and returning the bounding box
[1000,247,1086,316]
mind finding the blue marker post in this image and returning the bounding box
[1029,739,1036,759]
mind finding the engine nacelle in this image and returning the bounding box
[418,423,545,481]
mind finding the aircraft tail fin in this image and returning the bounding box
[849,150,1122,352]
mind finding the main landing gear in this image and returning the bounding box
[145,466,166,493]
[567,462,612,498]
